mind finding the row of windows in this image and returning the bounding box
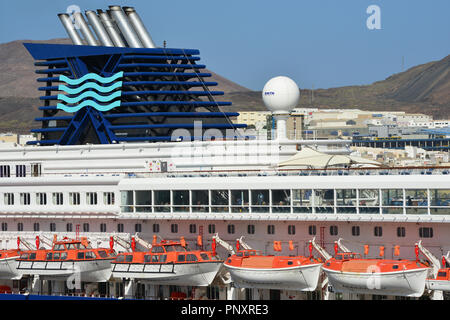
[0,164,40,178]
[0,222,435,238]
[2,192,115,206]
[120,188,450,214]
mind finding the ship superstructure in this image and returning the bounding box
[0,5,448,300]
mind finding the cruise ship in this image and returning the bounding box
[0,5,448,301]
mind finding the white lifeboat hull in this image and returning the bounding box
[426,279,450,292]
[17,259,112,282]
[0,257,21,280]
[322,267,429,297]
[224,263,322,291]
[111,261,222,286]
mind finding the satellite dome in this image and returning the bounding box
[262,76,300,114]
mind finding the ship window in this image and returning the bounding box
[1,223,7,232]
[189,224,196,234]
[211,190,229,212]
[46,253,53,260]
[52,192,63,205]
[33,223,40,232]
[405,189,427,207]
[20,253,29,260]
[308,225,316,235]
[53,252,60,260]
[438,271,447,277]
[330,225,338,236]
[100,223,107,233]
[152,223,160,233]
[69,192,80,205]
[192,190,209,212]
[251,190,269,213]
[392,265,399,270]
[20,193,30,205]
[117,224,124,233]
[135,223,142,233]
[37,193,47,205]
[173,190,189,213]
[29,253,36,260]
[430,189,450,207]
[267,225,275,235]
[77,252,85,259]
[288,225,296,235]
[17,223,23,232]
[15,165,26,177]
[314,189,334,209]
[144,254,152,263]
[292,189,313,213]
[160,255,167,263]
[135,191,151,212]
[66,223,72,232]
[125,255,133,262]
[31,163,41,177]
[336,189,357,213]
[151,246,164,254]
[151,255,159,263]
[0,165,10,177]
[121,191,133,213]
[227,224,235,234]
[247,224,255,235]
[54,244,65,251]
[397,227,406,237]
[103,192,115,206]
[86,192,98,205]
[352,226,360,236]
[236,252,243,257]
[83,223,89,232]
[272,190,291,213]
[419,227,433,238]
[50,223,56,232]
[60,252,67,260]
[177,254,186,262]
[287,261,293,265]
[170,224,178,233]
[382,189,403,207]
[208,224,215,234]
[231,190,249,213]
[374,226,383,237]
[116,255,125,262]
[154,190,170,212]
[4,193,14,205]
[186,254,198,262]
[200,253,209,261]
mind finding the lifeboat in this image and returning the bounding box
[223,249,322,291]
[111,239,223,286]
[322,252,430,297]
[426,255,450,292]
[16,237,115,282]
[0,249,22,280]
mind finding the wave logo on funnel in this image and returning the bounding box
[56,72,123,113]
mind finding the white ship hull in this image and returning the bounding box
[323,267,429,297]
[426,279,450,292]
[0,257,21,280]
[17,259,113,282]
[225,263,322,291]
[111,261,222,286]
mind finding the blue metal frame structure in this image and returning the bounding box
[24,43,246,145]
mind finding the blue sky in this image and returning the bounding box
[0,0,449,90]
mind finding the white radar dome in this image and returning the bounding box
[262,76,300,114]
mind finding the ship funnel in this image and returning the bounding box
[123,6,157,48]
[97,9,126,47]
[108,5,143,48]
[73,12,99,46]
[85,10,114,47]
[58,13,84,45]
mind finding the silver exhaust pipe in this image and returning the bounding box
[97,9,126,47]
[58,13,84,45]
[108,5,143,48]
[73,12,98,46]
[123,6,157,48]
[85,10,114,47]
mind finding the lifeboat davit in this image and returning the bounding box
[223,249,322,291]
[322,252,430,297]
[16,237,115,282]
[111,239,223,286]
[0,249,22,280]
